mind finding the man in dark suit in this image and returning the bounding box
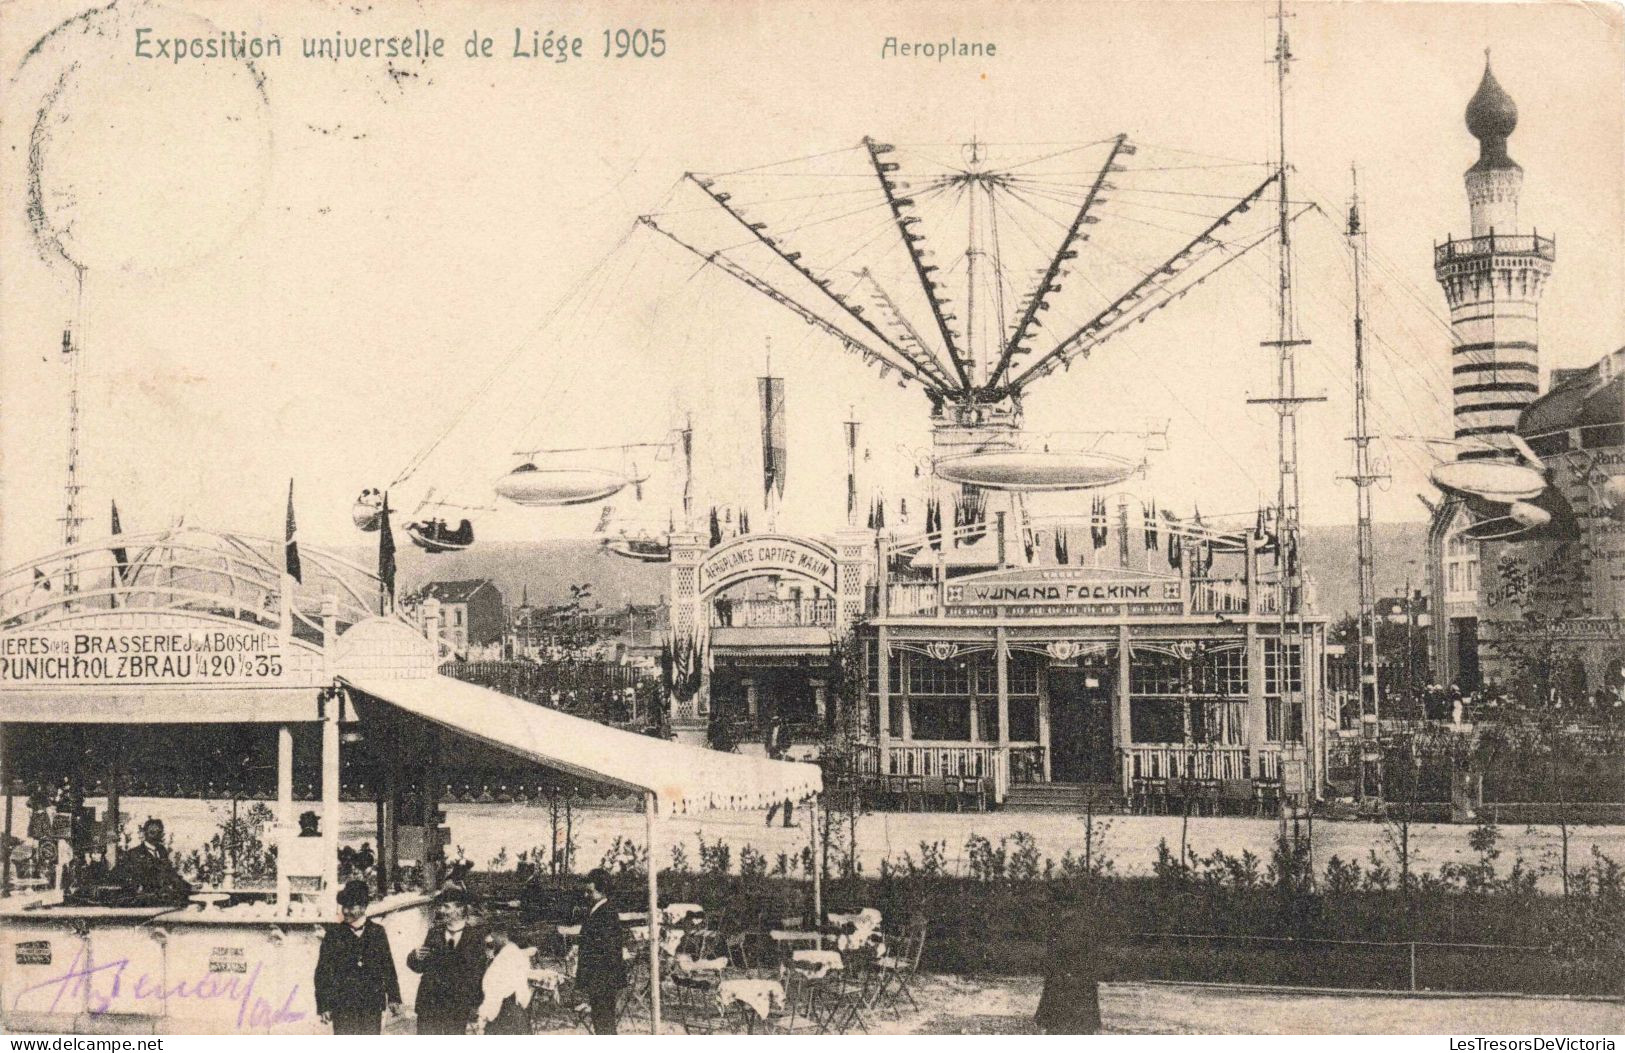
[314,880,402,1034]
[574,869,626,1034]
[112,819,192,905]
[407,887,487,1034]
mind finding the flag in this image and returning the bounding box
[1091,495,1108,549]
[1193,504,1212,574]
[284,480,302,584]
[739,508,750,535]
[1164,511,1182,569]
[844,420,859,521]
[110,501,129,584]
[1054,526,1069,565]
[759,375,787,502]
[709,507,722,547]
[1144,500,1158,550]
[378,491,396,610]
[32,567,50,592]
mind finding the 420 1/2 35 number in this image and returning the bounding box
[603,28,666,58]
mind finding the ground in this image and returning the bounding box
[119,796,1625,893]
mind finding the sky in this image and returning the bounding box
[2,0,1622,565]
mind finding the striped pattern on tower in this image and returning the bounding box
[1434,57,1554,455]
[1434,225,1554,448]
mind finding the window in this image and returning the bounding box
[909,697,970,740]
[1264,641,1302,694]
[1131,651,1185,695]
[976,697,998,741]
[1007,652,1039,695]
[973,653,997,695]
[1130,698,1184,742]
[909,654,970,696]
[1192,648,1248,696]
[1009,699,1038,742]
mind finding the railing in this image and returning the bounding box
[854,741,1015,801]
[885,582,940,617]
[1434,232,1556,266]
[710,596,835,628]
[1189,577,1248,614]
[1122,745,1270,786]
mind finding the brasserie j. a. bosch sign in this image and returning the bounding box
[0,627,286,686]
[697,535,836,594]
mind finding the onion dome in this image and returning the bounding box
[1466,53,1520,172]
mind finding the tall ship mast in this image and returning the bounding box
[1344,171,1386,802]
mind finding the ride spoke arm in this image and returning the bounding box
[680,173,955,393]
[988,134,1130,389]
[1006,170,1281,393]
[637,215,937,392]
[863,138,973,392]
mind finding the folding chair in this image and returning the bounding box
[883,923,927,1015]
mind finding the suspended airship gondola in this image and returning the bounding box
[934,448,1137,492]
[406,518,475,554]
[1429,459,1547,504]
[494,462,631,507]
[603,534,672,563]
[352,488,385,532]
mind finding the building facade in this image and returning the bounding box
[409,579,505,654]
[1477,349,1625,697]
[666,507,1328,806]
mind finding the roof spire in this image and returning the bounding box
[1466,50,1519,172]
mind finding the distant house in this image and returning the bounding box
[410,579,505,654]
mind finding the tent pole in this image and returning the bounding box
[645,791,661,1034]
[810,795,822,946]
[276,723,293,909]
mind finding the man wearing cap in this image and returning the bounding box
[314,880,403,1034]
[408,887,488,1034]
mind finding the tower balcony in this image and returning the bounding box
[1434,231,1555,269]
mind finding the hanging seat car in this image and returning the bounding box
[406,517,475,553]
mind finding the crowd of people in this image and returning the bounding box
[313,868,629,1036]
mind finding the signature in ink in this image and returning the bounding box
[15,947,306,1029]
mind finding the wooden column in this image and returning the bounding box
[382,725,400,896]
[876,628,891,775]
[809,796,823,939]
[0,724,10,898]
[899,649,913,743]
[645,792,662,1035]
[1116,625,1133,792]
[1037,666,1052,782]
[276,723,294,907]
[321,692,341,902]
[995,625,1010,804]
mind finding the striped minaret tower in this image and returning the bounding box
[1433,53,1555,456]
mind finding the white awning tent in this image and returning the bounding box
[340,673,822,815]
[339,672,825,1034]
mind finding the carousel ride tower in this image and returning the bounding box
[1433,54,1556,456]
